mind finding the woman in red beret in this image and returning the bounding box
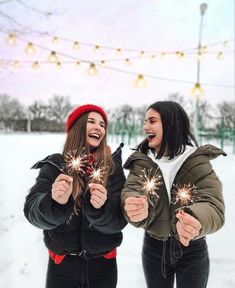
[24,104,127,288]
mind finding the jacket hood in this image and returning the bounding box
[190,144,226,159]
[31,143,125,172]
[31,153,65,172]
[124,144,226,170]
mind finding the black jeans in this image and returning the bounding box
[142,233,209,288]
[46,254,117,288]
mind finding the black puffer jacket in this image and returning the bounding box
[24,144,127,258]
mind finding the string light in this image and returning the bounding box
[134,74,147,88]
[93,45,100,52]
[223,40,228,47]
[116,48,122,54]
[32,61,40,69]
[75,61,80,67]
[6,33,17,46]
[73,41,80,49]
[52,36,59,44]
[197,51,204,61]
[202,45,208,53]
[24,42,36,54]
[124,58,131,65]
[217,51,224,60]
[2,32,233,89]
[29,32,234,56]
[56,61,62,68]
[176,51,185,59]
[12,60,20,68]
[192,83,204,98]
[88,63,97,75]
[48,51,58,63]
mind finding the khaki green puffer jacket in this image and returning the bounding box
[121,144,226,241]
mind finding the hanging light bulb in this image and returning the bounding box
[134,74,147,88]
[52,36,59,44]
[73,41,80,49]
[6,33,16,46]
[197,50,204,61]
[93,45,100,52]
[56,61,62,69]
[124,58,131,65]
[12,60,20,68]
[176,51,185,59]
[48,51,58,63]
[202,45,208,53]
[75,61,80,67]
[223,40,228,47]
[88,63,97,75]
[116,48,122,54]
[24,42,36,54]
[100,60,106,66]
[192,83,204,98]
[139,51,145,57]
[217,51,224,60]
[32,61,40,69]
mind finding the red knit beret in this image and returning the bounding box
[66,104,108,132]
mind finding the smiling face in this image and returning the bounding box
[144,108,163,153]
[86,111,106,150]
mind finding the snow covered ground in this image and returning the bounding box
[0,133,234,288]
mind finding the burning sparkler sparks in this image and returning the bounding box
[138,168,162,199]
[64,148,94,177]
[171,183,198,209]
[89,161,107,184]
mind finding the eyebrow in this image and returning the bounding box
[88,117,105,124]
[145,116,158,121]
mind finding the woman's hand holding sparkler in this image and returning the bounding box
[88,183,107,209]
[176,210,202,246]
[124,196,148,222]
[51,174,73,205]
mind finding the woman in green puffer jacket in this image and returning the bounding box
[121,101,225,288]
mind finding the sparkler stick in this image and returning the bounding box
[138,168,162,200]
[171,183,199,210]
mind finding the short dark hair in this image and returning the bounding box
[137,101,198,159]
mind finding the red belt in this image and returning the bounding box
[48,248,117,264]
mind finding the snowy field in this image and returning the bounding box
[0,133,234,288]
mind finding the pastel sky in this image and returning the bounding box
[0,0,234,110]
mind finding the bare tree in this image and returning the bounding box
[28,100,49,120]
[167,93,187,106]
[0,94,25,130]
[48,95,72,123]
[217,101,235,129]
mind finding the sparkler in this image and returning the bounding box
[171,183,198,209]
[138,168,162,200]
[89,161,107,184]
[64,148,108,185]
[64,148,95,177]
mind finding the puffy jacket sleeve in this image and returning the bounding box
[83,144,127,234]
[24,162,74,230]
[180,156,225,238]
[121,162,157,229]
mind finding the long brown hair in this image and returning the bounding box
[62,113,113,212]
